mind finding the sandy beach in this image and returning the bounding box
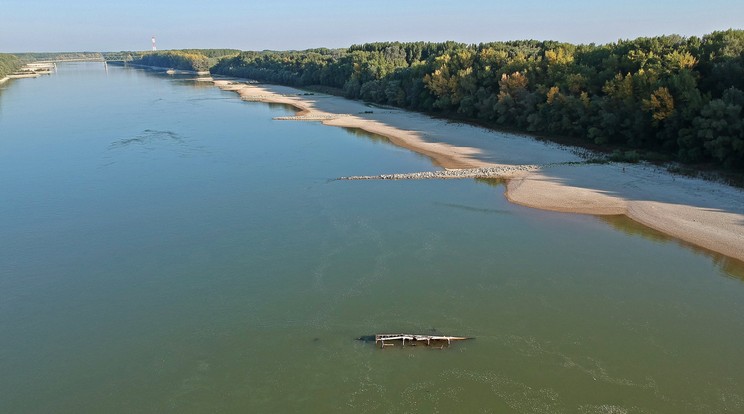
[212,79,744,263]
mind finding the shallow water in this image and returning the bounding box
[1,62,743,413]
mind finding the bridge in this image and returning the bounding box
[33,57,105,63]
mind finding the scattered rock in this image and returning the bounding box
[337,165,540,181]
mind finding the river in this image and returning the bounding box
[1,62,743,413]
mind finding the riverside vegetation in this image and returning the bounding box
[7,31,744,172]
[210,30,744,172]
[123,49,239,72]
[0,53,22,79]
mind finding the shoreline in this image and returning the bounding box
[211,78,744,264]
[124,62,210,76]
[213,79,489,169]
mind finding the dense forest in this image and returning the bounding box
[14,52,105,62]
[0,53,22,79]
[212,30,744,170]
[128,49,239,72]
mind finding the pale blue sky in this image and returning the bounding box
[2,0,743,52]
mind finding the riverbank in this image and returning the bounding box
[122,62,210,75]
[212,79,744,263]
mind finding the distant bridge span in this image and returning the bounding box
[34,58,105,63]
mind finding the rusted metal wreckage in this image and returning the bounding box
[358,333,473,349]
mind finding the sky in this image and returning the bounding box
[2,0,743,52]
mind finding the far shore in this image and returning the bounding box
[121,62,210,76]
[210,78,744,264]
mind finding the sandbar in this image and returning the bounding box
[212,79,744,263]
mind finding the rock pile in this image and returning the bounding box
[338,165,539,180]
[274,114,347,121]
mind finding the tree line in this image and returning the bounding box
[13,52,105,62]
[211,30,744,170]
[0,53,22,79]
[0,49,239,75]
[126,49,239,72]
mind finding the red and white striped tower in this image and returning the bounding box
[152,36,157,51]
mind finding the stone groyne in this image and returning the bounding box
[274,114,349,121]
[337,165,539,180]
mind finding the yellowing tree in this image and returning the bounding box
[643,87,675,121]
[545,48,574,66]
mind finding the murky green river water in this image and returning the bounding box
[1,62,743,413]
